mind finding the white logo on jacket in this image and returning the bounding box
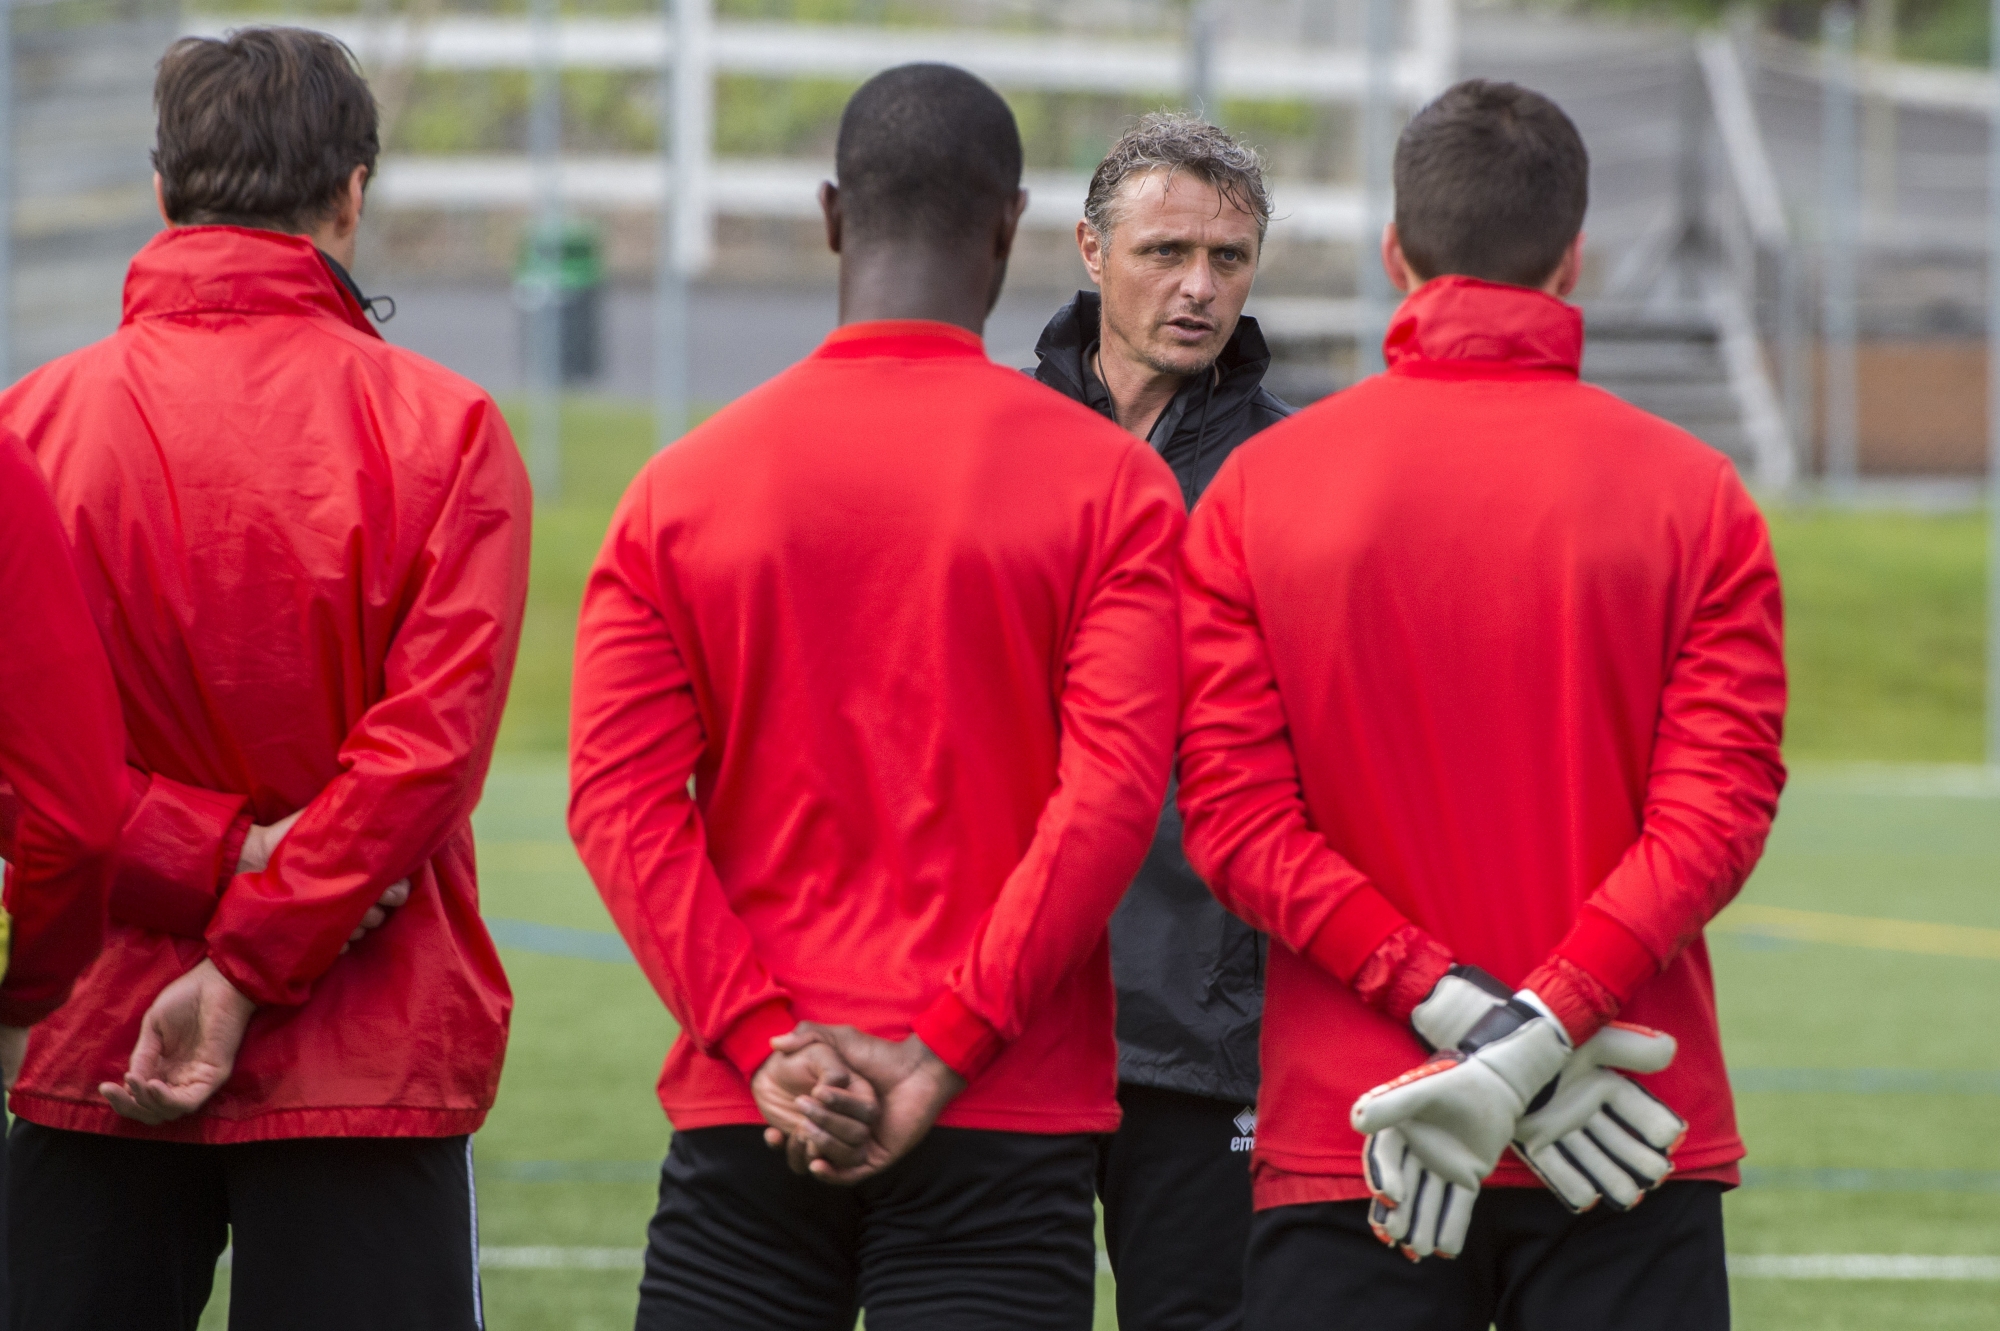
[1231,1107,1257,1153]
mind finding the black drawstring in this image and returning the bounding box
[359,294,396,324]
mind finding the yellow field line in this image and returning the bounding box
[1716,904,2000,961]
[477,839,582,871]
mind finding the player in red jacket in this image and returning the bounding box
[0,429,127,1318]
[569,64,1181,1328]
[2,30,529,1331]
[0,431,123,1043]
[1177,81,1784,1329]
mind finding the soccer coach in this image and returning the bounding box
[3,29,529,1330]
[570,64,1182,1328]
[1031,113,1290,1331]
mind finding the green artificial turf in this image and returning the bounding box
[186,765,2000,1331]
[195,407,1998,1327]
[1763,507,1987,764]
[490,403,1996,766]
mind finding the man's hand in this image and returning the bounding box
[1512,1022,1686,1213]
[751,1038,881,1175]
[1351,997,1572,1192]
[1363,1124,1477,1261]
[771,1023,966,1186]
[0,1024,27,1092]
[98,958,255,1124]
[236,809,302,874]
[343,878,411,951]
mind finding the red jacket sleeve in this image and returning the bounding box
[107,769,251,938]
[0,431,123,1025]
[1526,462,1787,1042]
[202,402,532,1007]
[568,482,798,1081]
[1176,458,1450,1020]
[909,447,1184,1080]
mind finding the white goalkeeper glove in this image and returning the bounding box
[1511,1021,1687,1213]
[1359,964,1513,1260]
[1362,1125,1477,1260]
[1409,963,1513,1053]
[1351,995,1573,1192]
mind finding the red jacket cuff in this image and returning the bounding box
[1351,925,1456,1024]
[217,811,254,890]
[0,983,68,1028]
[1303,884,1414,985]
[717,998,799,1081]
[912,988,1004,1082]
[203,939,284,1009]
[112,773,249,938]
[1525,908,1658,1045]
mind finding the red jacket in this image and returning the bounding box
[4,226,531,1142]
[1178,278,1786,1207]
[570,320,1182,1134]
[0,432,123,1026]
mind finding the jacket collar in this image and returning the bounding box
[1032,290,1276,425]
[122,226,382,339]
[1383,275,1580,381]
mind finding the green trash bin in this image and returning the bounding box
[514,221,605,382]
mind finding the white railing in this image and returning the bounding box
[1697,29,1798,490]
[186,5,1457,268]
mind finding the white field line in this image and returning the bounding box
[484,1246,643,1270]
[465,1248,2000,1280]
[1729,1255,2000,1280]
[1791,762,2000,799]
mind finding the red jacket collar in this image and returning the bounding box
[122,226,382,340]
[814,319,986,361]
[1383,275,1580,381]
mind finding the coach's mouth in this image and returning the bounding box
[1161,316,1216,344]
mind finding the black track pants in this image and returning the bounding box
[1096,1083,1255,1331]
[8,1121,483,1331]
[1245,1181,1729,1331]
[636,1124,1097,1330]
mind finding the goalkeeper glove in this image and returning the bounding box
[1351,995,1573,1192]
[1409,963,1512,1052]
[1360,964,1512,1259]
[1362,1125,1476,1260]
[1511,1021,1687,1213]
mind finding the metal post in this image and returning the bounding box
[1821,4,1860,492]
[1185,0,1218,117]
[1987,0,2000,764]
[654,0,689,451]
[1357,0,1396,376]
[524,0,562,498]
[657,0,710,448]
[1862,0,1897,218]
[0,0,15,386]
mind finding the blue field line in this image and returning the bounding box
[484,917,634,963]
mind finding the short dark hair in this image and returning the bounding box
[1085,112,1271,244]
[154,27,380,232]
[834,64,1023,246]
[1393,80,1588,288]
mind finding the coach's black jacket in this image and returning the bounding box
[1032,289,1292,1105]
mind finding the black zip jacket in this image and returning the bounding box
[1032,289,1292,1103]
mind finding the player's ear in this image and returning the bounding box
[818,181,843,255]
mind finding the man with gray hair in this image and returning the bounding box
[1032,112,1291,1331]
